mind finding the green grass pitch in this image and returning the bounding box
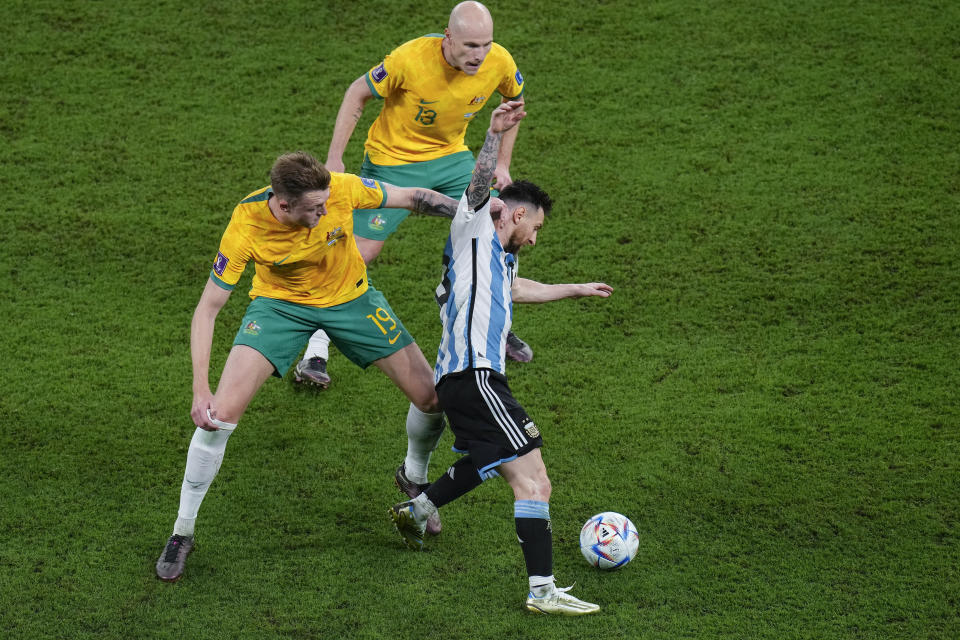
[1,0,958,638]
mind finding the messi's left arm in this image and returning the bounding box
[512,278,613,303]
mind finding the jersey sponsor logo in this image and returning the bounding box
[243,321,261,336]
[272,255,291,266]
[522,418,540,438]
[467,95,486,105]
[515,69,524,85]
[213,251,228,276]
[419,98,439,104]
[360,177,377,188]
[326,226,346,246]
[371,63,387,83]
[368,214,386,231]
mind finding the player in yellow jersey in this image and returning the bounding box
[297,1,535,407]
[152,145,521,582]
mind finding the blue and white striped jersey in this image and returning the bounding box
[434,193,517,383]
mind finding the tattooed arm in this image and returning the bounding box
[466,101,527,210]
[381,184,459,218]
[465,129,503,210]
[377,102,527,218]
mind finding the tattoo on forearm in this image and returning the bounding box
[412,191,458,218]
[466,130,502,209]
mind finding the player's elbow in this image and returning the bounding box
[347,76,373,103]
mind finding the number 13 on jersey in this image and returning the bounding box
[414,105,437,126]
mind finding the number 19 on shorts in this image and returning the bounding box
[367,307,402,344]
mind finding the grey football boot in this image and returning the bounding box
[293,356,331,389]
[156,534,195,582]
[505,331,533,363]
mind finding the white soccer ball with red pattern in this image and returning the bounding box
[579,511,639,570]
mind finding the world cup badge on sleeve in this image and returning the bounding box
[213,251,229,276]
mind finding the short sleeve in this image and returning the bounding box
[365,50,403,99]
[496,49,524,100]
[346,174,388,210]
[209,218,252,290]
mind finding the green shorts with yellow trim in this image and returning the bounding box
[233,286,414,377]
[353,150,475,240]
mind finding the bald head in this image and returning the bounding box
[449,1,493,35]
[443,2,494,75]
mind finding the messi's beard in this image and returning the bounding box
[504,233,523,255]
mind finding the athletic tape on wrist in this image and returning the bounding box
[206,409,237,432]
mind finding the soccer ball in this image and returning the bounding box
[579,511,639,569]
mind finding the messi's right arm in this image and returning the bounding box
[465,101,526,210]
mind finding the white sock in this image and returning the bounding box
[404,404,444,484]
[410,493,437,523]
[173,426,233,535]
[304,330,330,360]
[529,575,555,597]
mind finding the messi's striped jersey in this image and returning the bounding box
[434,193,516,383]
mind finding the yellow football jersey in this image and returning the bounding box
[210,173,386,307]
[363,34,524,165]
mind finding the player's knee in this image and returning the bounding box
[511,472,551,502]
[208,403,243,427]
[419,399,441,413]
[410,390,440,414]
[534,473,552,502]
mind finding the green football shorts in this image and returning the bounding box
[353,150,475,240]
[232,286,415,376]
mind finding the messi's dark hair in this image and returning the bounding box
[269,151,331,203]
[497,180,552,218]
